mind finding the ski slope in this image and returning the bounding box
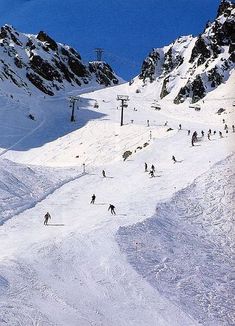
[0,73,234,325]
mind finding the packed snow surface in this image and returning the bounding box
[0,69,234,325]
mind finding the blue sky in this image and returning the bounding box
[0,0,223,79]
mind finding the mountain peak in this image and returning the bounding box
[217,0,235,18]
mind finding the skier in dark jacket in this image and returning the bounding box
[208,129,212,134]
[201,130,204,137]
[108,204,116,215]
[90,194,96,204]
[145,162,148,172]
[213,130,216,135]
[149,170,155,177]
[219,131,223,138]
[151,164,155,172]
[188,130,190,135]
[172,155,177,163]
[102,170,106,177]
[224,124,228,130]
[179,124,182,130]
[44,212,51,226]
[232,125,235,132]
[191,131,198,146]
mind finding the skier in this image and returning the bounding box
[224,124,228,130]
[232,125,235,133]
[151,164,155,172]
[44,212,51,226]
[108,204,116,215]
[179,124,182,130]
[145,162,148,172]
[201,130,204,137]
[147,120,150,127]
[222,119,225,124]
[102,170,106,177]
[208,129,212,134]
[149,130,152,139]
[164,121,168,126]
[213,130,216,135]
[207,132,211,140]
[188,130,191,136]
[149,170,155,178]
[172,155,177,163]
[191,131,198,146]
[90,194,96,204]
[219,131,223,138]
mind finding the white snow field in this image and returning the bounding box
[0,70,234,325]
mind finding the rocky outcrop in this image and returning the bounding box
[0,25,121,96]
[137,0,235,104]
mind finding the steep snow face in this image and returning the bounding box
[0,158,82,224]
[0,25,121,97]
[117,154,235,326]
[137,0,235,104]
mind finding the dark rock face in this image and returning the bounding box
[0,25,120,96]
[189,36,211,66]
[160,77,170,99]
[89,62,119,86]
[174,76,205,104]
[207,67,223,88]
[36,31,58,51]
[139,50,160,82]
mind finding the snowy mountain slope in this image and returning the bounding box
[0,118,234,326]
[0,70,234,325]
[0,24,121,97]
[0,2,234,324]
[0,158,81,224]
[136,0,235,104]
[117,154,235,326]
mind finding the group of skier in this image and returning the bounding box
[44,118,234,225]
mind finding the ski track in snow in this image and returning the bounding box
[117,154,235,326]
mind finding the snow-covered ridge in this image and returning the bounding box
[137,0,235,104]
[0,25,121,97]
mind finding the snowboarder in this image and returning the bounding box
[179,124,182,130]
[44,212,51,226]
[102,170,106,177]
[145,162,148,172]
[201,130,204,137]
[172,155,177,163]
[219,131,223,138]
[149,170,155,178]
[232,125,235,133]
[108,204,116,215]
[90,194,96,204]
[188,130,191,136]
[151,164,155,172]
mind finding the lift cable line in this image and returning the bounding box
[68,96,80,122]
[117,95,129,126]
